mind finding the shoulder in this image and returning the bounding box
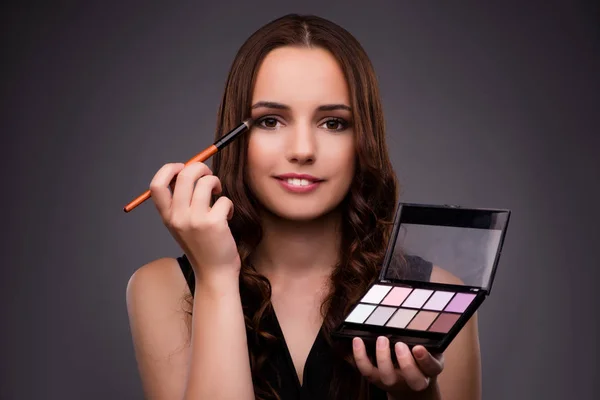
[126,257,192,315]
[126,257,189,296]
[430,265,465,285]
[125,258,195,398]
[388,254,434,281]
[430,264,482,399]
[388,254,465,285]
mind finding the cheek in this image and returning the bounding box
[326,139,356,180]
[246,133,276,186]
[247,131,283,162]
[246,135,260,170]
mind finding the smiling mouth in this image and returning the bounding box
[273,176,324,192]
[280,178,318,187]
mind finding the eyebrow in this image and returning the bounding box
[251,101,352,112]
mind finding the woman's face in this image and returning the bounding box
[247,46,356,221]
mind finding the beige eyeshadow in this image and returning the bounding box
[406,310,439,331]
[365,306,396,326]
[385,308,418,328]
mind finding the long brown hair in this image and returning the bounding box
[189,13,399,399]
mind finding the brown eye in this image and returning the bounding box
[322,118,348,131]
[257,117,280,129]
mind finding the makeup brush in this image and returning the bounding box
[123,118,253,213]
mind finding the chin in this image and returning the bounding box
[260,195,345,222]
[271,206,332,221]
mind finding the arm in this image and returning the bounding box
[360,263,481,400]
[126,257,254,400]
[429,265,482,400]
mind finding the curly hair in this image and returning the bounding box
[184,13,399,399]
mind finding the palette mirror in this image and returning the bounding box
[333,203,511,354]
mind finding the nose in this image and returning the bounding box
[285,121,316,165]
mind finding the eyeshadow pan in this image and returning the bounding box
[428,313,460,333]
[345,304,376,323]
[385,308,418,328]
[365,306,397,326]
[381,287,413,306]
[422,291,455,311]
[402,289,434,308]
[361,284,393,304]
[406,310,438,331]
[444,293,476,313]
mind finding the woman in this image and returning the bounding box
[126,13,481,400]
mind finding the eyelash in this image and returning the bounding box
[255,116,350,132]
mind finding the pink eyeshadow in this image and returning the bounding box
[381,287,413,306]
[402,289,434,308]
[444,293,476,313]
[428,313,460,333]
[422,291,455,311]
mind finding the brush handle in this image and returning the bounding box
[123,119,252,214]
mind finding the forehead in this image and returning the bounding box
[252,46,350,105]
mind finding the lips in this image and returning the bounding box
[274,173,324,193]
[275,173,323,182]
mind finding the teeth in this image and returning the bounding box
[286,178,311,186]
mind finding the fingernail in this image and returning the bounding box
[396,342,407,355]
[414,346,426,359]
[377,336,386,349]
[353,337,360,349]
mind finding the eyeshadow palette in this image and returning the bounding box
[347,284,477,332]
[333,203,510,354]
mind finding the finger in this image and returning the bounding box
[352,338,379,383]
[210,195,234,221]
[375,336,397,387]
[191,175,222,212]
[171,162,213,211]
[411,346,444,378]
[149,163,185,220]
[394,342,429,392]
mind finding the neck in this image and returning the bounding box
[250,207,343,281]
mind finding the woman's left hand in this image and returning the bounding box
[352,336,444,399]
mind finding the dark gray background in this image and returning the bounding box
[2,1,599,399]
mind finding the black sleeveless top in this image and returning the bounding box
[176,254,433,400]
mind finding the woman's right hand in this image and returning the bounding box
[149,162,241,283]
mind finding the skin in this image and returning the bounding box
[126,46,482,400]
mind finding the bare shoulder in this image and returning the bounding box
[127,257,190,304]
[430,265,482,400]
[126,257,193,399]
[126,257,193,318]
[430,265,465,285]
